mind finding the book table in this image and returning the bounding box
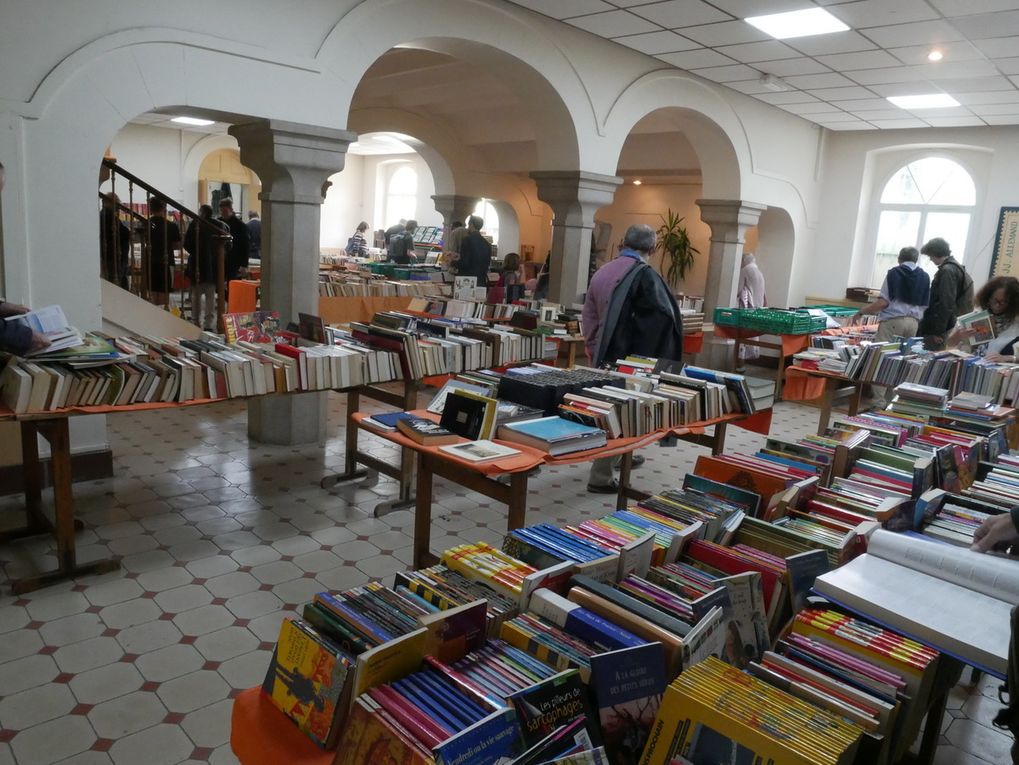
[351,407,773,569]
[0,397,244,594]
[784,366,871,434]
[713,324,812,396]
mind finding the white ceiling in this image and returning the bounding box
[505,0,1019,131]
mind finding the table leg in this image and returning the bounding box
[616,451,632,509]
[733,337,743,373]
[321,389,368,489]
[915,690,949,765]
[9,419,120,595]
[818,379,836,436]
[712,421,729,455]
[848,382,863,416]
[413,453,436,569]
[566,342,577,369]
[20,422,47,532]
[775,348,787,398]
[507,472,528,531]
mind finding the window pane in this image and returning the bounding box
[880,167,923,204]
[927,162,976,205]
[872,210,921,287]
[389,166,417,195]
[922,212,970,265]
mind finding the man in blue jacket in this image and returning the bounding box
[854,246,930,341]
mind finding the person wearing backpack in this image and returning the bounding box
[581,223,683,493]
[918,237,974,350]
[387,219,417,264]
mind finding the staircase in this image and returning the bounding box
[99,158,231,332]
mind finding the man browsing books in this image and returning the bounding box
[853,246,930,341]
[918,237,974,350]
[581,223,683,492]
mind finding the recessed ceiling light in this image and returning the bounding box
[928,50,943,62]
[745,8,849,40]
[887,93,959,109]
[632,180,642,186]
[171,116,215,126]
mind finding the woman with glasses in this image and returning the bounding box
[953,275,1019,362]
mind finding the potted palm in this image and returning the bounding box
[656,209,699,288]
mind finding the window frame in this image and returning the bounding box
[867,153,978,288]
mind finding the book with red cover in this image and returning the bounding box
[694,455,795,507]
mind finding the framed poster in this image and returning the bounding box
[990,206,1019,278]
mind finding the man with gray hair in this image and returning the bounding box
[854,246,930,342]
[582,222,684,492]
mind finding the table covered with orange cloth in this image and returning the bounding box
[231,687,334,765]
[712,324,812,356]
[782,366,830,402]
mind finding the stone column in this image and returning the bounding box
[696,199,767,368]
[430,194,480,245]
[530,171,622,304]
[229,119,356,445]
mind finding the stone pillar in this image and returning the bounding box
[530,171,622,304]
[229,119,356,445]
[430,194,480,245]
[696,199,767,368]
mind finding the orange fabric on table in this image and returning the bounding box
[684,332,704,354]
[227,280,259,314]
[782,368,831,402]
[542,431,665,466]
[711,325,810,356]
[230,687,334,765]
[352,410,546,475]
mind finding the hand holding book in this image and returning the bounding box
[970,512,1019,553]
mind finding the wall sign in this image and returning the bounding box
[990,207,1019,278]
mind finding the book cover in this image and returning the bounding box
[439,440,522,463]
[224,310,282,344]
[364,411,418,431]
[433,707,521,765]
[509,668,599,748]
[441,390,497,439]
[397,417,460,445]
[261,618,353,748]
[502,416,604,443]
[298,312,327,343]
[589,643,666,765]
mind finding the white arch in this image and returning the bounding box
[181,134,244,189]
[317,0,591,170]
[601,71,750,199]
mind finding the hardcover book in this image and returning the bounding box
[441,390,498,439]
[261,618,353,748]
[396,417,460,445]
[509,668,599,748]
[589,643,666,765]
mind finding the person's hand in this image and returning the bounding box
[985,352,1017,363]
[0,302,29,318]
[29,332,50,353]
[971,513,1019,553]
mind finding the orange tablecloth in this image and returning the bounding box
[684,332,704,355]
[353,410,546,475]
[227,280,259,314]
[782,367,830,402]
[231,688,333,765]
[712,325,811,356]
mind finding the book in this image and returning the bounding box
[813,528,1016,676]
[396,417,459,445]
[362,411,418,432]
[223,310,282,343]
[498,416,607,456]
[261,618,353,748]
[439,440,522,463]
[589,643,666,765]
[441,390,498,440]
[427,378,493,415]
[509,668,599,749]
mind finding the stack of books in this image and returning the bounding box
[643,655,864,765]
[498,415,607,456]
[887,381,949,418]
[679,309,703,334]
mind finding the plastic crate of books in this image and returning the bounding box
[714,307,825,334]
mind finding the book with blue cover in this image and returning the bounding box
[363,411,418,431]
[589,643,666,765]
[498,416,607,456]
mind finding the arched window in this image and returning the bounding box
[870,157,976,287]
[385,165,417,224]
[471,199,499,246]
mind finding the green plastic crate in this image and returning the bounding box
[713,307,826,334]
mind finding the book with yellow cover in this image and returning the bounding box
[261,617,353,748]
[640,656,862,765]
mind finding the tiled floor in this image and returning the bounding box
[0,388,1012,764]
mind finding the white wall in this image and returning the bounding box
[321,154,366,250]
[104,124,211,211]
[803,126,1019,302]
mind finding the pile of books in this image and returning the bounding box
[679,309,703,334]
[319,274,448,298]
[887,381,949,418]
[643,655,865,765]
[394,564,519,637]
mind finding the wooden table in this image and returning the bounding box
[713,325,812,397]
[352,407,774,569]
[554,335,586,368]
[782,366,893,434]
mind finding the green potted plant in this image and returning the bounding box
[656,209,699,288]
